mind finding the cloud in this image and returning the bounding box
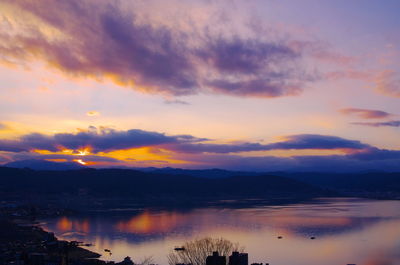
[351,120,400,127]
[199,37,298,74]
[267,134,369,150]
[374,70,400,98]
[164,99,189,105]
[0,127,371,155]
[0,123,6,130]
[168,134,370,154]
[1,128,400,171]
[86,111,100,117]
[348,147,400,161]
[325,70,371,81]
[10,152,121,163]
[323,69,400,99]
[0,0,320,98]
[206,78,303,98]
[0,127,205,153]
[340,108,392,119]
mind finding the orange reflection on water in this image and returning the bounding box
[115,211,184,234]
[57,217,73,231]
[56,217,90,233]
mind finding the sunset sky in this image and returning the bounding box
[0,0,399,171]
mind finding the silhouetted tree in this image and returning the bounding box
[167,237,244,265]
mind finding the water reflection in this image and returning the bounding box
[57,217,90,234]
[41,198,400,265]
[115,211,184,234]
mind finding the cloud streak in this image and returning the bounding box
[340,108,392,119]
[352,120,400,127]
[168,134,370,154]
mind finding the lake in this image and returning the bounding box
[41,198,400,265]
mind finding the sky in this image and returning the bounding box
[0,0,399,172]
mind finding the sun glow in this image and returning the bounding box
[74,159,87,165]
[76,147,91,156]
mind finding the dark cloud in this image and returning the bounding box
[266,134,369,150]
[340,108,392,119]
[199,37,298,74]
[0,0,317,98]
[167,134,370,153]
[348,148,400,161]
[0,127,205,153]
[351,120,400,127]
[206,78,302,97]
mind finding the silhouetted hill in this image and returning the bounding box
[0,167,328,207]
[134,167,262,178]
[272,171,400,199]
[130,168,400,198]
[4,159,85,171]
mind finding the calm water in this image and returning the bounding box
[41,198,400,265]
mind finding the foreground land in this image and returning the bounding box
[0,205,140,265]
[0,218,103,265]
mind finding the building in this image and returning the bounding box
[206,252,226,265]
[229,252,248,265]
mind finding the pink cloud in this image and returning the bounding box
[339,108,392,119]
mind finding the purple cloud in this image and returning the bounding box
[169,134,370,154]
[0,0,319,98]
[199,37,298,74]
[206,78,302,97]
[340,108,392,119]
[266,134,369,150]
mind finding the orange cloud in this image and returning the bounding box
[86,111,100,117]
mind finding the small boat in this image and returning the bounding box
[174,247,186,251]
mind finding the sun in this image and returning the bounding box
[74,159,87,165]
